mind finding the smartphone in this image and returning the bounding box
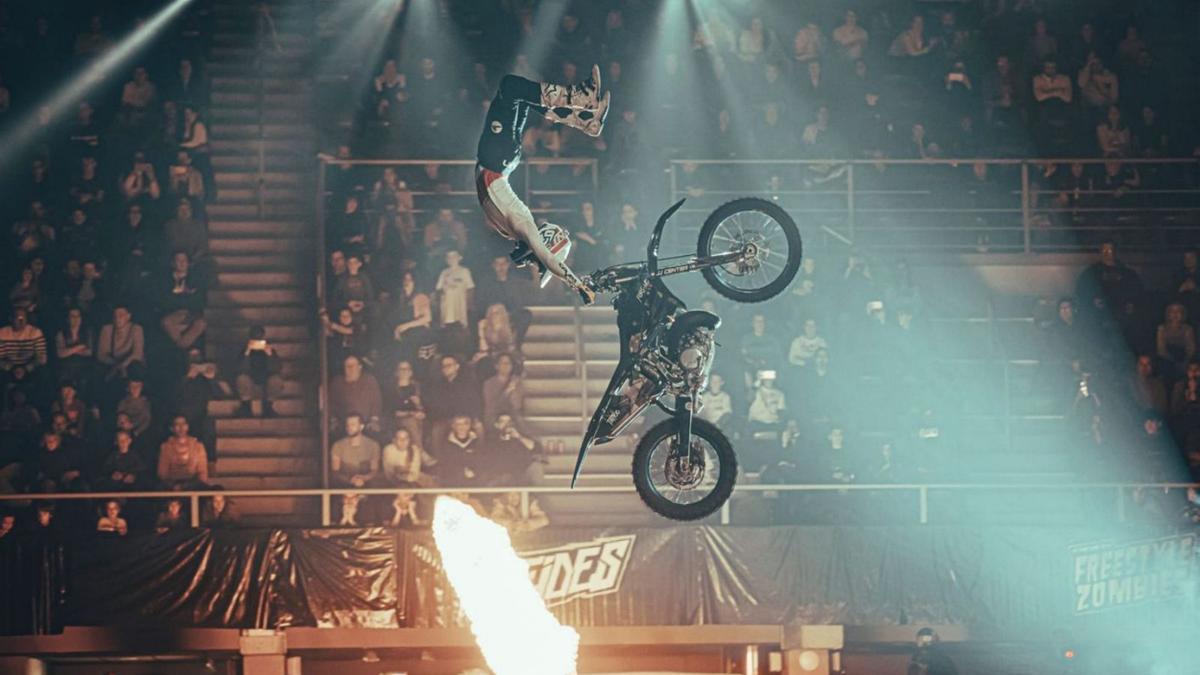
[248,339,268,351]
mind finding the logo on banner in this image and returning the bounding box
[1070,533,1197,614]
[520,535,636,607]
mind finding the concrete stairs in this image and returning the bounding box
[520,306,669,526]
[203,0,319,525]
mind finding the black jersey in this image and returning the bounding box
[476,91,531,173]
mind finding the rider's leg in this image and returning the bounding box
[498,65,602,111]
[484,174,594,302]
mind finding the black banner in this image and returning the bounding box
[3,525,1197,636]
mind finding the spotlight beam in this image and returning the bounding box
[0,0,197,168]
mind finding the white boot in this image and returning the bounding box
[545,91,611,137]
[540,64,602,109]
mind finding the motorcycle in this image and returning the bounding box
[574,197,802,520]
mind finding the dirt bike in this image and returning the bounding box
[573,197,802,521]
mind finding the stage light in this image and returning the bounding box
[798,650,821,671]
[1064,649,1076,659]
[0,0,196,168]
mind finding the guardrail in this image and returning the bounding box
[668,157,1200,253]
[3,482,1195,528]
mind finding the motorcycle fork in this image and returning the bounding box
[674,394,694,458]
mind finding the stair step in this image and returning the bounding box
[217,456,318,476]
[211,253,308,270]
[522,342,577,360]
[522,361,580,378]
[523,416,587,435]
[210,78,311,94]
[211,187,309,203]
[216,417,313,435]
[209,220,311,237]
[525,324,577,340]
[206,202,310,218]
[524,379,608,396]
[208,342,313,361]
[216,434,320,455]
[525,397,602,416]
[210,288,308,307]
[213,475,319,491]
[212,155,310,171]
[583,343,620,359]
[206,305,312,324]
[208,398,309,418]
[209,60,310,77]
[203,324,312,341]
[215,172,306,188]
[209,238,313,253]
[213,123,312,139]
[211,44,309,60]
[210,106,309,123]
[216,270,307,288]
[211,138,315,154]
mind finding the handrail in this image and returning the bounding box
[5,482,1194,527]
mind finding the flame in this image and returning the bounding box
[433,496,579,675]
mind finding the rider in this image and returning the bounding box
[475,66,611,305]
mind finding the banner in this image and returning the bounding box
[3,524,1197,636]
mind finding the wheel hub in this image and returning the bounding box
[665,443,706,490]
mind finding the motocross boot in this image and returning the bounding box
[540,64,602,109]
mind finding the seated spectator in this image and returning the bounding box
[8,267,42,315]
[1077,54,1119,113]
[381,428,426,487]
[157,415,209,489]
[385,360,425,441]
[119,66,157,127]
[486,414,540,485]
[1075,241,1142,316]
[159,251,208,350]
[168,150,205,202]
[434,415,483,486]
[201,493,240,527]
[1127,354,1168,415]
[739,313,785,387]
[330,413,381,489]
[97,305,145,383]
[55,308,96,390]
[424,354,482,443]
[97,430,149,491]
[328,354,383,432]
[475,303,518,365]
[788,318,828,369]
[1096,106,1132,157]
[163,199,207,260]
[1031,60,1072,143]
[234,326,285,418]
[117,375,153,438]
[383,492,422,528]
[176,348,231,462]
[322,305,366,370]
[748,370,787,431]
[475,257,534,343]
[120,151,162,204]
[489,491,549,533]
[831,10,868,61]
[51,381,89,438]
[0,308,48,385]
[481,353,524,430]
[96,499,129,536]
[333,252,374,313]
[435,250,475,330]
[821,425,857,484]
[1157,303,1196,381]
[888,15,938,58]
[698,373,734,428]
[33,430,87,493]
[155,498,188,534]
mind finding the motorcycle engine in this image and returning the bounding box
[674,328,716,393]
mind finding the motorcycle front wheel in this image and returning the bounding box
[697,198,802,304]
[631,417,737,521]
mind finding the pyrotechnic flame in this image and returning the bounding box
[432,496,580,675]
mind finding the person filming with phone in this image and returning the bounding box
[235,325,284,418]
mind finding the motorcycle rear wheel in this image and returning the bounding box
[697,198,802,304]
[631,417,737,521]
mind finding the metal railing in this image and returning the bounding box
[314,156,599,487]
[2,482,1195,528]
[668,157,1200,253]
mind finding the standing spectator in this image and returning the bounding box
[1031,60,1073,146]
[435,250,475,330]
[97,305,145,384]
[1024,19,1059,67]
[159,251,208,351]
[331,413,381,489]
[328,354,383,432]
[381,428,426,487]
[1077,54,1119,113]
[234,326,284,418]
[1171,249,1200,319]
[96,500,129,536]
[157,415,209,489]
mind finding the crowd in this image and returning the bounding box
[0,1,271,534]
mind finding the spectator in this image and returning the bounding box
[168,150,205,202]
[176,348,230,462]
[481,352,524,430]
[487,414,540,485]
[748,370,787,431]
[157,415,209,489]
[163,198,207,260]
[831,10,867,61]
[55,308,95,391]
[330,413,381,488]
[0,512,14,539]
[159,250,208,350]
[8,267,42,315]
[1024,19,1058,67]
[96,499,129,536]
[97,430,149,491]
[328,354,383,432]
[382,427,426,487]
[120,151,162,204]
[698,373,734,428]
[1157,303,1196,380]
[96,305,145,382]
[489,491,549,533]
[424,354,482,443]
[0,308,48,385]
[792,19,824,63]
[33,430,87,492]
[434,415,483,486]
[51,381,89,438]
[234,326,284,418]
[383,492,422,527]
[321,305,365,370]
[1171,249,1200,318]
[1074,241,1142,317]
[888,15,938,58]
[332,252,374,313]
[475,303,517,365]
[788,318,828,369]
[116,375,153,437]
[739,313,785,386]
[1077,54,1119,113]
[385,359,425,441]
[201,493,240,527]
[435,250,475,330]
[474,256,534,345]
[1096,106,1132,157]
[155,498,188,534]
